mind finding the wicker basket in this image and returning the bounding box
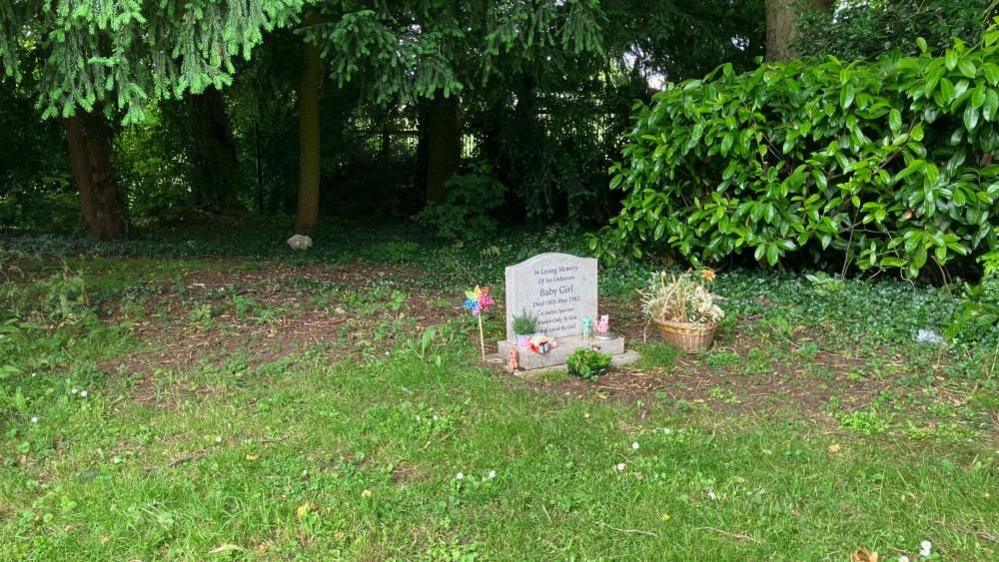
[655,318,717,352]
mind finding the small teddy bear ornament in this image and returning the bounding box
[507,348,520,371]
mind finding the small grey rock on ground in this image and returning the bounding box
[916,329,943,345]
[287,234,313,251]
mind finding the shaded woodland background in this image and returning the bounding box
[0,1,993,244]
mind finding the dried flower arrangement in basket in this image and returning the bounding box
[638,268,724,352]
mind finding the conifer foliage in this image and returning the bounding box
[0,0,303,123]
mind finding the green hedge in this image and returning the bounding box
[594,33,999,277]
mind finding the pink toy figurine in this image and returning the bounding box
[597,315,610,335]
[508,348,520,371]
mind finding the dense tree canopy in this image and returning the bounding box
[1,0,302,122]
[1,0,995,279]
[798,0,996,60]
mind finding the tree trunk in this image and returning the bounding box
[415,105,429,197]
[187,87,239,210]
[765,0,835,61]
[425,94,461,204]
[505,75,539,217]
[294,17,322,236]
[254,121,263,213]
[480,95,506,177]
[64,113,127,239]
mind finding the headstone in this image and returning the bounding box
[495,252,634,371]
[503,252,598,341]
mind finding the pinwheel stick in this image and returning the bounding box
[477,314,485,360]
[463,285,493,361]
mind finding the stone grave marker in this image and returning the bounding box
[495,252,633,370]
[503,252,597,341]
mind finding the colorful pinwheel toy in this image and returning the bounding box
[463,285,494,358]
[463,285,494,315]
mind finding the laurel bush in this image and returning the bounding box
[594,32,999,278]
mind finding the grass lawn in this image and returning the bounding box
[1,223,997,561]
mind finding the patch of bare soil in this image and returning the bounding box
[179,261,419,292]
[504,299,899,418]
[390,462,430,484]
[86,260,908,419]
[546,347,889,417]
[99,260,453,402]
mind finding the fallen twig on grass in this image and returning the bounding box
[596,521,659,538]
[695,526,759,543]
[541,503,553,524]
[168,452,206,467]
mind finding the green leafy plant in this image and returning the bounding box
[0,318,21,384]
[796,0,993,61]
[39,268,90,325]
[422,540,480,561]
[594,31,999,278]
[362,241,421,264]
[566,348,612,381]
[414,162,505,240]
[511,310,538,336]
[947,275,999,348]
[981,227,999,275]
[230,294,257,320]
[836,409,893,435]
[805,272,846,295]
[188,303,215,330]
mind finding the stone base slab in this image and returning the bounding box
[495,336,629,371]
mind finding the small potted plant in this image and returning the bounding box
[639,268,724,352]
[511,310,538,350]
[567,348,613,381]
